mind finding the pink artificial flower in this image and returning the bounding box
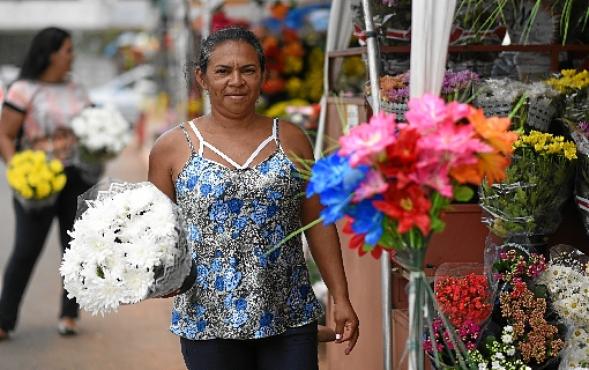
[405,94,472,135]
[353,170,388,202]
[405,94,449,134]
[446,101,471,122]
[339,112,397,166]
[417,120,492,169]
[413,160,454,198]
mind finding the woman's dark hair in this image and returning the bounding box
[198,27,265,73]
[18,27,71,80]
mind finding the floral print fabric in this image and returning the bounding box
[171,121,323,340]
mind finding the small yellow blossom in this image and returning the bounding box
[5,150,66,200]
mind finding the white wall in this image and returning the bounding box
[0,0,158,30]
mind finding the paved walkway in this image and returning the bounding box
[0,142,186,370]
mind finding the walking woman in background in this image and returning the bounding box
[149,27,359,370]
[0,27,93,340]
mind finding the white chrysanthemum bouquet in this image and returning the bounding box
[60,181,194,315]
[71,106,132,163]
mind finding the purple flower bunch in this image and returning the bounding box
[424,317,481,353]
[441,70,480,96]
[381,70,479,103]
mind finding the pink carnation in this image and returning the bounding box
[339,112,397,167]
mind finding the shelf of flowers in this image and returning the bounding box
[322,67,589,369]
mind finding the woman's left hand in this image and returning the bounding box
[332,298,359,355]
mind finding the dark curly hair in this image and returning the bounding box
[198,27,265,73]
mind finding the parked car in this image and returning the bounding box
[89,64,157,126]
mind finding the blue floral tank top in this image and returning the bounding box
[170,118,323,340]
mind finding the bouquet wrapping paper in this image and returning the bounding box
[61,181,194,315]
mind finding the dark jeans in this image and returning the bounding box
[180,322,318,370]
[0,166,93,331]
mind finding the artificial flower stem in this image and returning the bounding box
[264,217,324,256]
[424,281,472,369]
[408,271,426,370]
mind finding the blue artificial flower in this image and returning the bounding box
[306,153,368,224]
[349,199,384,246]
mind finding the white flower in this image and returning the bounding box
[71,107,131,158]
[61,182,189,315]
[501,333,513,344]
[478,364,487,370]
[506,346,515,356]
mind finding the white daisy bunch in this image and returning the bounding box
[60,181,193,315]
[560,326,589,369]
[537,246,589,327]
[71,106,132,162]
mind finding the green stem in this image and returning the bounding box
[264,217,324,256]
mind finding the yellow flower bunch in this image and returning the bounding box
[546,69,589,93]
[515,130,577,160]
[6,150,67,200]
[285,77,304,99]
[284,56,303,75]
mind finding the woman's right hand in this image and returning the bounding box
[332,298,360,355]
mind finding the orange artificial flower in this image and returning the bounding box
[451,152,510,185]
[469,108,518,155]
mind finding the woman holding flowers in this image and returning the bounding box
[148,27,358,370]
[0,27,93,339]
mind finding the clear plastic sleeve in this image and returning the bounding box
[479,153,575,239]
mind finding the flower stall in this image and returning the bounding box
[317,1,589,369]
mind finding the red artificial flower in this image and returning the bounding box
[343,217,386,259]
[373,183,431,235]
[379,127,420,188]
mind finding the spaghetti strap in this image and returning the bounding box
[187,118,278,170]
[179,122,196,154]
[188,120,205,156]
[272,118,280,147]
